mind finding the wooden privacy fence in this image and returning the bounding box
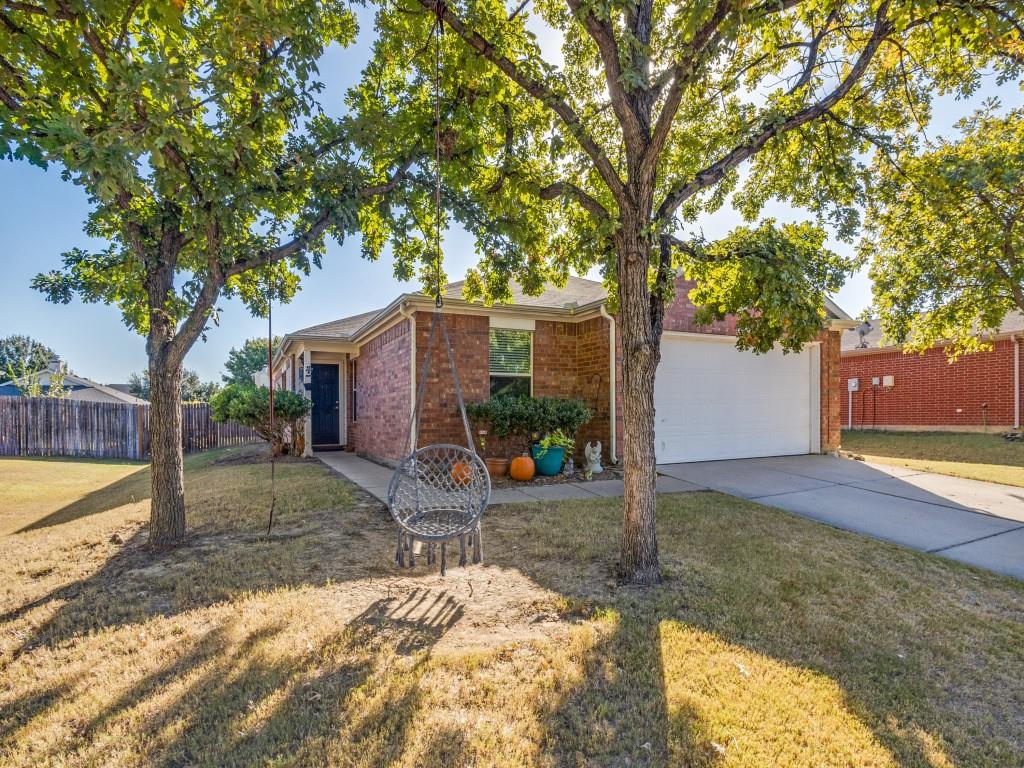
[0,397,261,460]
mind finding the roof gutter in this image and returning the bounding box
[599,304,618,465]
[398,301,417,445]
[1014,334,1020,430]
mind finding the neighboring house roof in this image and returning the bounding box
[283,276,852,349]
[842,310,1024,353]
[0,364,149,405]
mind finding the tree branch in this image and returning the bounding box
[655,2,892,223]
[564,0,646,154]
[643,0,731,176]
[414,0,627,204]
[539,180,610,220]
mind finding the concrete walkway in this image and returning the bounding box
[314,450,702,505]
[316,450,1024,580]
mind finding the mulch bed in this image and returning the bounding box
[488,465,622,490]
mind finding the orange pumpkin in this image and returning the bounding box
[451,460,473,486]
[509,455,535,482]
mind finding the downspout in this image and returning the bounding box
[399,302,417,447]
[1014,334,1020,429]
[599,305,618,464]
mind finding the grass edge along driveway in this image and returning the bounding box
[841,428,1024,487]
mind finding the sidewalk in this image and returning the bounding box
[314,451,701,505]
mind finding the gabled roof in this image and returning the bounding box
[842,310,1024,353]
[290,309,386,340]
[441,275,609,310]
[280,275,852,349]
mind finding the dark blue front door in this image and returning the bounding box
[311,364,340,445]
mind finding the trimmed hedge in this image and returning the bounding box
[466,395,592,441]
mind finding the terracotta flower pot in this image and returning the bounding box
[485,457,509,479]
[509,455,536,482]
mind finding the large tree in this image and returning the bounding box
[222,336,281,387]
[357,0,1021,582]
[0,334,56,377]
[127,368,220,402]
[3,0,418,545]
[863,106,1024,357]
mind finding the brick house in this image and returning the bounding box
[270,275,854,465]
[840,312,1023,432]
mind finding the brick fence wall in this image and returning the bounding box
[840,338,1022,430]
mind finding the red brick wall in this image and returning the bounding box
[403,313,620,462]
[347,320,411,461]
[575,317,616,462]
[662,277,737,336]
[533,321,579,399]
[413,312,490,452]
[840,339,1022,430]
[819,330,842,451]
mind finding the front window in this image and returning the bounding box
[489,329,532,397]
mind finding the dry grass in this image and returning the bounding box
[0,456,147,536]
[842,429,1024,487]
[1,446,1022,767]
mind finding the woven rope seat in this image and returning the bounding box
[388,444,489,542]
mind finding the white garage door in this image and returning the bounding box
[654,334,820,463]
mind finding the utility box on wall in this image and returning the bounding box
[847,378,859,392]
[882,375,895,387]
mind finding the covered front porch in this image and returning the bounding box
[272,338,355,456]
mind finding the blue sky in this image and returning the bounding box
[1,12,1020,385]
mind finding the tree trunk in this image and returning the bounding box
[148,354,186,546]
[616,224,662,584]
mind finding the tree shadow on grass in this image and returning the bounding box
[15,465,151,533]
[535,593,723,768]
[2,593,465,766]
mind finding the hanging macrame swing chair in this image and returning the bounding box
[388,1,490,575]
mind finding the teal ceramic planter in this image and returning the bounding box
[531,444,565,476]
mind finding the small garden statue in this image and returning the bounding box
[584,441,603,476]
[563,457,575,478]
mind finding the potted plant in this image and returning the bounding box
[477,429,509,479]
[532,429,575,476]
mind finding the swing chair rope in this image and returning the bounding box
[403,0,475,457]
[266,279,277,535]
[387,0,487,570]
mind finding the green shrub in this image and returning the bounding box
[467,395,592,445]
[211,384,310,455]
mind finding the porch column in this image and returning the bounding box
[298,344,313,457]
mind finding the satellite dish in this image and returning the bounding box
[857,320,872,348]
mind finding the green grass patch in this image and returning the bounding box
[842,429,1024,487]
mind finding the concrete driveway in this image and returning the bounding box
[657,455,1024,580]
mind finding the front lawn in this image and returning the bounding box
[0,455,147,536]
[1,447,1022,767]
[841,429,1024,487]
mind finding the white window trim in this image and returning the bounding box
[488,328,534,396]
